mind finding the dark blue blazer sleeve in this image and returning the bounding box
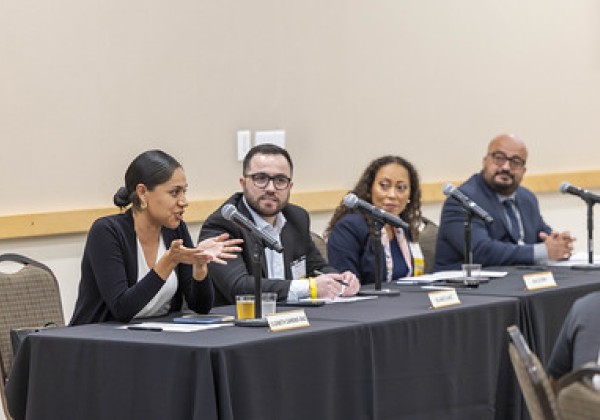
[327,213,381,285]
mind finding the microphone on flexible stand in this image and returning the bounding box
[221,204,283,326]
[343,193,409,229]
[441,184,492,286]
[560,182,600,204]
[221,204,283,253]
[442,184,493,224]
[559,182,600,270]
[342,193,400,296]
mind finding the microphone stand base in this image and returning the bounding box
[358,288,400,297]
[235,318,269,327]
[442,277,490,288]
[571,264,600,271]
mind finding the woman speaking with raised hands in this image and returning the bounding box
[70,150,242,325]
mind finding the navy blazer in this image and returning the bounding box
[70,210,213,325]
[327,213,414,284]
[199,192,336,305]
[434,172,552,271]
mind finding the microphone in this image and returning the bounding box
[443,184,494,224]
[560,182,600,204]
[221,204,284,253]
[342,193,409,229]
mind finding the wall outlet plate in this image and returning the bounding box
[255,130,285,148]
[237,130,251,161]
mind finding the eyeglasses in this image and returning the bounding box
[489,151,526,170]
[245,172,291,190]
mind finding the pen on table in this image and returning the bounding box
[313,269,349,286]
[127,326,163,332]
[421,285,455,291]
[515,265,548,271]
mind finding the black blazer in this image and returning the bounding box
[70,210,213,325]
[199,192,335,305]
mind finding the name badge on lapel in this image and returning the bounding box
[291,256,307,280]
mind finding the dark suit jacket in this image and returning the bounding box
[327,212,415,284]
[70,209,213,325]
[547,291,600,379]
[434,172,552,271]
[199,192,335,306]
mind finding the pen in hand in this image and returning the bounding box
[313,269,349,286]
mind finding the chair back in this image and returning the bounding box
[507,325,561,420]
[0,254,65,383]
[418,216,438,274]
[310,231,328,263]
[556,363,600,420]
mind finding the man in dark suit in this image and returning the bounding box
[547,291,600,388]
[200,144,360,305]
[434,134,574,271]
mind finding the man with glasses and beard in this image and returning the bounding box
[200,143,360,305]
[434,134,574,271]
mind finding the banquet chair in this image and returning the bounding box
[507,325,561,420]
[419,216,438,274]
[556,363,600,420]
[0,253,65,420]
[310,231,328,263]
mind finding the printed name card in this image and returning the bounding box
[523,271,557,290]
[428,289,461,309]
[267,309,310,331]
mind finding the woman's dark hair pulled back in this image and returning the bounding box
[113,150,181,209]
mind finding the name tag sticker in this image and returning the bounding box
[523,271,557,290]
[428,289,461,309]
[267,310,310,332]
[290,256,307,280]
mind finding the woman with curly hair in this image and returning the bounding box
[324,155,425,284]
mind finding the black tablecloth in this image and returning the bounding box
[456,266,600,363]
[6,293,519,420]
[390,265,600,420]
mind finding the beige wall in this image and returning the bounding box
[1,1,600,216]
[1,1,600,327]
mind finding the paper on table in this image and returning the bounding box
[395,274,439,285]
[120,322,233,332]
[547,251,600,267]
[396,270,508,285]
[298,295,378,304]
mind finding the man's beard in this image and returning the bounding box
[247,193,286,218]
[490,170,517,194]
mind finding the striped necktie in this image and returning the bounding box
[502,199,520,243]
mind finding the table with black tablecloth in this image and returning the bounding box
[387,265,600,419]
[6,293,519,420]
[455,266,600,364]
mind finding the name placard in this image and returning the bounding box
[267,309,310,332]
[428,289,461,309]
[523,271,557,290]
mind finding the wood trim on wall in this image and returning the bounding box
[2,169,599,240]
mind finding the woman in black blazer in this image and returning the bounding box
[70,150,242,325]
